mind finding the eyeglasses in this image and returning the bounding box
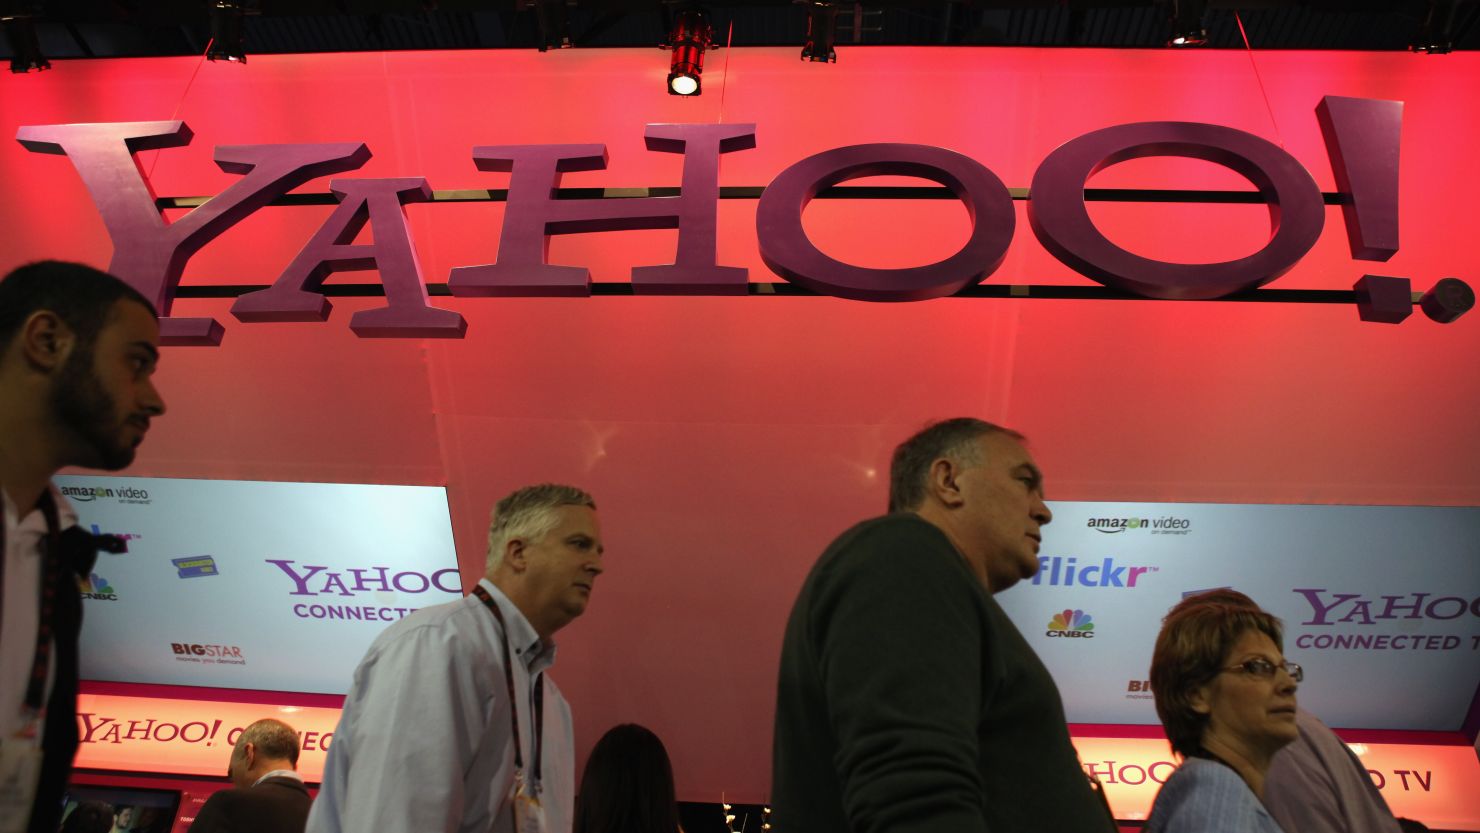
[1222,658,1303,683]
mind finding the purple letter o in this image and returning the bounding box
[757,143,1015,301]
[1028,122,1324,299]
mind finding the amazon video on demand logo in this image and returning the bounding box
[61,485,112,502]
[1086,515,1191,535]
[59,484,151,505]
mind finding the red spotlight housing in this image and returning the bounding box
[665,7,713,96]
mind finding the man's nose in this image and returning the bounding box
[141,378,166,416]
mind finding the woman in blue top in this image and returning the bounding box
[1146,593,1302,833]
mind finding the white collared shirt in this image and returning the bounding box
[1,484,78,743]
[254,769,304,787]
[306,579,574,833]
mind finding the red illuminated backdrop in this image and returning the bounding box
[2,46,1478,810]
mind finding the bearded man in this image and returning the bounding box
[0,260,167,833]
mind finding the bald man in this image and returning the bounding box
[188,719,311,833]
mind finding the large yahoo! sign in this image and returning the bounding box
[18,95,1449,346]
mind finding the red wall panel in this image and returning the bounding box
[3,47,1478,802]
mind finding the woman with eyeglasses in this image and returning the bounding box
[1145,594,1302,833]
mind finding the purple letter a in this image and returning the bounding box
[16,121,369,345]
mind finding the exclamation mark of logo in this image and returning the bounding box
[1317,95,1401,262]
[1318,95,1473,324]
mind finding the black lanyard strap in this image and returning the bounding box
[471,584,545,781]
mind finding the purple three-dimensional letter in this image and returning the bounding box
[449,123,756,297]
[231,177,465,338]
[756,143,1016,301]
[1027,121,1325,300]
[16,121,369,345]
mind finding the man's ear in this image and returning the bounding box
[927,457,966,508]
[504,538,527,572]
[242,741,257,771]
[18,311,75,373]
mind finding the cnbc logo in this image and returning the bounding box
[80,573,118,601]
[1046,608,1096,639]
[1086,515,1191,535]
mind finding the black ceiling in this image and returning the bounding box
[2,1,1477,62]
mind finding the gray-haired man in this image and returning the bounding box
[772,418,1116,833]
[307,484,604,833]
[188,718,311,833]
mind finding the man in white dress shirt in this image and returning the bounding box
[0,261,167,833]
[307,484,605,833]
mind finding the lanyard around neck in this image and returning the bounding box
[471,584,545,782]
[0,490,65,714]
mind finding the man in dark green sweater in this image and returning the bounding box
[772,418,1116,833]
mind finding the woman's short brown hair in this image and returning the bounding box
[1149,598,1285,758]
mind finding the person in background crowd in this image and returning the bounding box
[106,807,134,833]
[1267,708,1402,833]
[1146,594,1301,832]
[58,801,113,833]
[187,718,311,833]
[0,261,167,833]
[574,724,682,833]
[1185,590,1403,833]
[307,484,606,833]
[772,418,1117,833]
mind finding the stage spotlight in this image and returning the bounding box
[665,7,713,96]
[800,2,837,63]
[207,1,249,63]
[1410,0,1457,53]
[535,0,572,51]
[2,13,50,73]
[1166,0,1208,47]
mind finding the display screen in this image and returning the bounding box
[995,501,1480,730]
[59,785,180,833]
[54,475,460,694]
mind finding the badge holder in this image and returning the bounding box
[510,769,549,833]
